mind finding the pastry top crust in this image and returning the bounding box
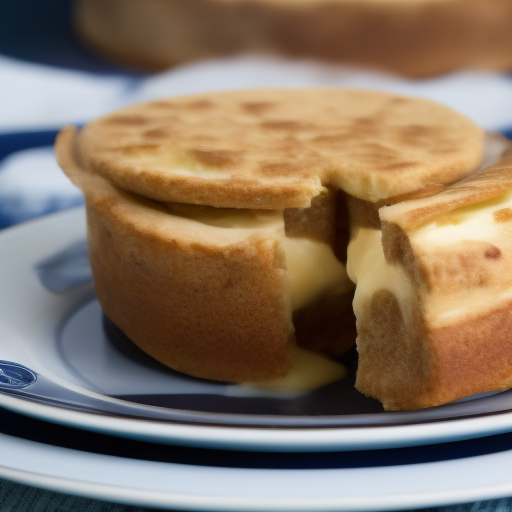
[71,89,484,209]
[378,143,512,332]
[57,125,285,245]
[380,141,512,231]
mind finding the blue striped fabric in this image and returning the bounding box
[0,130,60,162]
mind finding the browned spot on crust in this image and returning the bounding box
[361,143,400,159]
[383,161,419,171]
[345,144,403,166]
[258,161,302,176]
[350,117,380,137]
[399,125,436,139]
[485,246,502,259]
[493,208,512,223]
[74,89,486,209]
[188,149,241,168]
[188,135,218,143]
[433,146,460,155]
[260,120,315,131]
[147,101,177,109]
[104,115,150,125]
[143,128,170,138]
[435,213,465,226]
[241,102,275,115]
[389,97,407,105]
[185,99,214,109]
[352,117,376,126]
[311,134,347,147]
[122,144,160,155]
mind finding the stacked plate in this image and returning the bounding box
[2,206,512,511]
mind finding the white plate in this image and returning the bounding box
[3,207,512,452]
[2,427,512,511]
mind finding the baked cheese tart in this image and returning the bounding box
[74,0,512,77]
[56,88,512,409]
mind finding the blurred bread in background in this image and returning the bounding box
[74,0,512,77]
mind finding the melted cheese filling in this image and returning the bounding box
[347,228,414,327]
[165,202,350,392]
[166,202,353,312]
[412,191,512,247]
[408,190,512,328]
[166,203,282,229]
[167,183,512,391]
[346,191,512,331]
[244,346,346,392]
[283,237,353,310]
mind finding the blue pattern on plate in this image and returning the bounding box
[0,361,37,389]
[35,239,92,293]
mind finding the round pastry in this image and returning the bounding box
[56,88,512,409]
[73,0,512,77]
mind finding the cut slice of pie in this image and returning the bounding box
[56,88,512,409]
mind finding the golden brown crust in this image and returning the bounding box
[88,197,292,383]
[356,291,512,410]
[355,290,431,411]
[74,0,512,77]
[57,91,512,409]
[381,137,512,231]
[284,187,337,244]
[73,89,484,209]
[66,176,294,381]
[349,134,512,231]
[57,124,357,381]
[429,302,512,402]
[355,146,512,410]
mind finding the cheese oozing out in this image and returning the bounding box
[282,236,353,310]
[408,190,512,327]
[347,228,414,328]
[166,202,353,311]
[243,345,347,392]
[347,192,512,331]
[410,134,511,248]
[345,136,511,330]
[165,202,349,392]
[411,191,512,247]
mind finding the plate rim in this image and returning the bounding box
[2,430,512,511]
[2,207,512,452]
